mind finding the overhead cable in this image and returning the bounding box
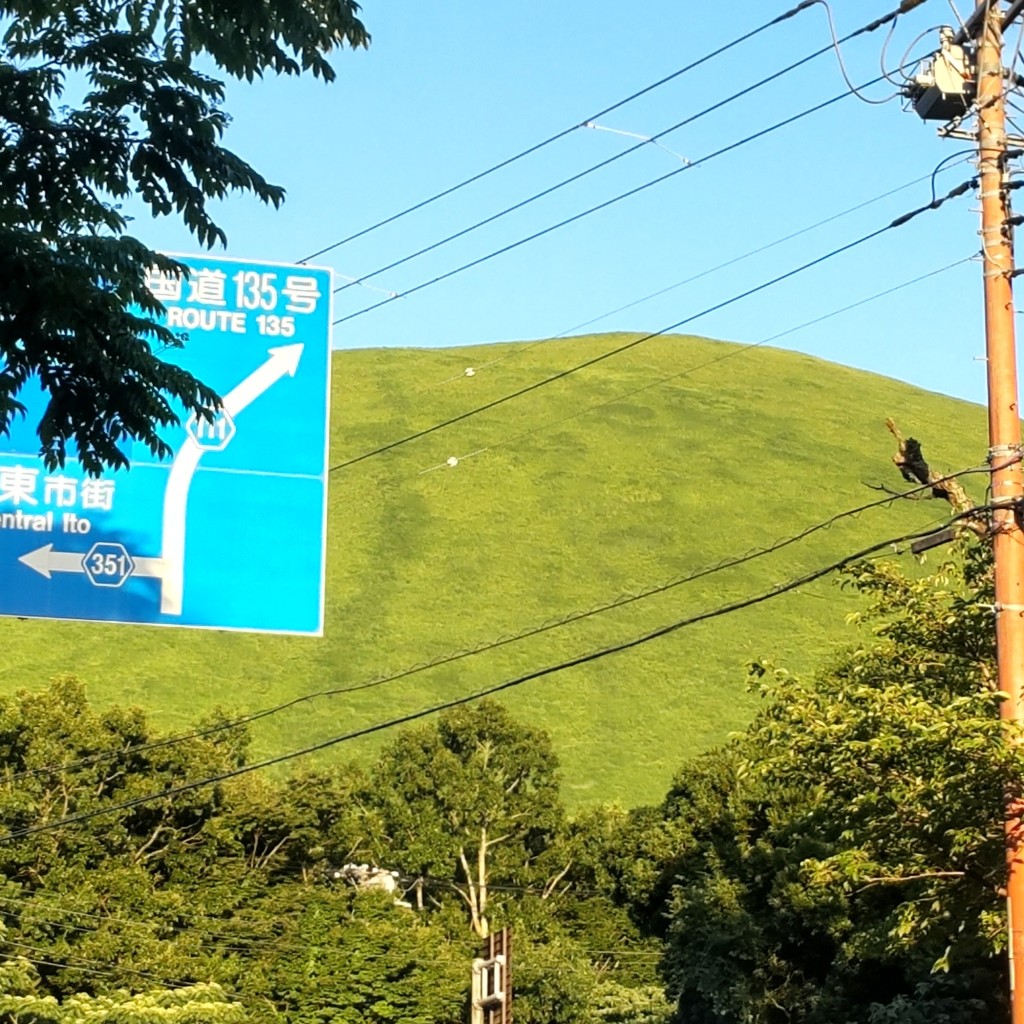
[545,166,971,343]
[333,36,850,297]
[297,0,822,264]
[2,939,199,992]
[756,254,974,344]
[0,506,991,844]
[6,463,985,786]
[814,0,910,102]
[331,0,937,316]
[332,77,886,327]
[328,177,975,470]
[0,889,649,963]
[426,255,975,472]
[433,160,973,383]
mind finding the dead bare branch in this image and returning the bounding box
[853,870,966,893]
[884,418,986,536]
[542,860,573,900]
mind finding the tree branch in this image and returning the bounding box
[133,824,170,863]
[853,870,966,893]
[458,845,484,938]
[542,859,573,900]
[863,481,928,500]
[884,418,986,536]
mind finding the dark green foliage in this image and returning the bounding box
[0,959,243,1024]
[0,677,257,993]
[634,546,1011,1023]
[245,890,470,1024]
[362,701,568,935]
[511,934,600,1024]
[0,0,367,471]
[0,683,658,1024]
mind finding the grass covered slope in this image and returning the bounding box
[0,334,989,806]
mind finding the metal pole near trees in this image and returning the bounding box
[976,4,1024,1020]
[470,927,511,1024]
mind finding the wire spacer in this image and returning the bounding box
[995,603,1024,615]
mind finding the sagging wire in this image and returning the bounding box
[814,0,915,101]
[422,257,972,476]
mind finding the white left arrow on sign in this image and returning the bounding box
[19,544,163,580]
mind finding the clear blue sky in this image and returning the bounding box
[138,0,1004,407]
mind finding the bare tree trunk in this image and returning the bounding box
[459,846,486,938]
[477,826,489,939]
[458,827,495,938]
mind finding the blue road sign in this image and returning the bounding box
[0,254,332,635]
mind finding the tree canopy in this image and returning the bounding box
[0,0,367,472]
[0,682,663,1024]
[633,545,1013,1023]
[0,527,1010,1023]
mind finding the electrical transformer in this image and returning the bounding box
[907,26,976,120]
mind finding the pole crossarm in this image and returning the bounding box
[954,0,1024,44]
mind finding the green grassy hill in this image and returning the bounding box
[0,334,989,807]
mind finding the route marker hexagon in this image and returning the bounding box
[81,542,136,588]
[186,409,236,451]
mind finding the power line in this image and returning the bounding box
[0,506,988,844]
[3,926,656,984]
[0,514,978,841]
[432,160,974,386]
[1,939,205,992]
[0,896,265,955]
[0,886,651,962]
[814,0,909,103]
[328,178,975,471]
[424,254,975,472]
[6,946,637,980]
[296,0,823,265]
[437,174,974,386]
[5,466,984,787]
[757,254,975,344]
[332,32,855,298]
[332,3,942,326]
[929,149,976,202]
[547,167,973,341]
[332,77,886,328]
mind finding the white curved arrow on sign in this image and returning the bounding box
[160,344,304,615]
[15,346,303,611]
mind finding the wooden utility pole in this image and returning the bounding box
[471,927,511,1024]
[977,4,1024,1020]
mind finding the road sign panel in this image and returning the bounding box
[0,254,332,635]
